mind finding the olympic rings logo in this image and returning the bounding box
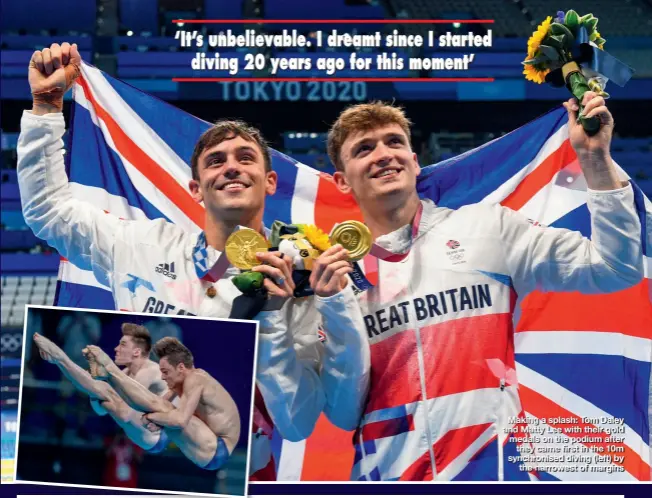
[0,333,23,353]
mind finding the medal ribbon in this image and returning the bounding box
[193,232,230,283]
[349,202,424,292]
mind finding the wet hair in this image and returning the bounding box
[153,337,194,368]
[190,120,272,180]
[327,101,412,171]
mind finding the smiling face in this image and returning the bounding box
[334,123,420,206]
[328,102,420,209]
[189,123,277,222]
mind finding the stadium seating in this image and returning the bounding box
[119,0,158,34]
[204,0,245,20]
[280,131,334,172]
[1,0,96,33]
[1,50,93,78]
[0,35,93,51]
[116,36,178,52]
[117,51,252,77]
[524,0,652,37]
[388,0,528,37]
[388,0,652,37]
[264,0,385,20]
[1,276,58,327]
[283,131,329,151]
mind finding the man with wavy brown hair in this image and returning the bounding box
[324,99,643,480]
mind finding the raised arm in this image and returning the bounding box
[18,42,123,285]
[500,93,643,296]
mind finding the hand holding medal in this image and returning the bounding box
[329,221,372,262]
[224,221,373,300]
[308,220,373,298]
[224,228,268,270]
[224,228,294,298]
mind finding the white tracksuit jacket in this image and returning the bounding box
[17,111,371,478]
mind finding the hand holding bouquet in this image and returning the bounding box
[522,10,633,136]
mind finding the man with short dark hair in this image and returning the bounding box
[84,338,240,471]
[153,336,194,368]
[18,42,369,479]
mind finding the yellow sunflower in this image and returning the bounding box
[303,225,331,252]
[523,64,549,84]
[527,16,552,58]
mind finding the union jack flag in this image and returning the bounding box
[56,62,651,481]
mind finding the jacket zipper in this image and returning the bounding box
[414,326,437,479]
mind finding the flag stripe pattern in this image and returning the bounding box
[55,62,651,481]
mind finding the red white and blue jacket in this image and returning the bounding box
[349,194,643,481]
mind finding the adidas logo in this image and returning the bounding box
[155,262,177,280]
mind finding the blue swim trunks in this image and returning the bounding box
[202,436,230,471]
[146,430,169,454]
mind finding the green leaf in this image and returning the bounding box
[538,45,560,61]
[580,13,595,24]
[584,17,598,33]
[595,37,606,47]
[564,10,579,29]
[551,22,573,39]
[568,71,590,96]
[546,34,567,50]
[522,55,549,66]
[550,23,575,48]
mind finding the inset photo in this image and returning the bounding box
[15,305,258,496]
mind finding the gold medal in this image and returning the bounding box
[225,228,268,270]
[329,221,372,262]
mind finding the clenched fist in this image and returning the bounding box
[29,42,82,115]
[563,91,623,190]
[563,91,614,160]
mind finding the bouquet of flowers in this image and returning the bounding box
[522,10,633,135]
